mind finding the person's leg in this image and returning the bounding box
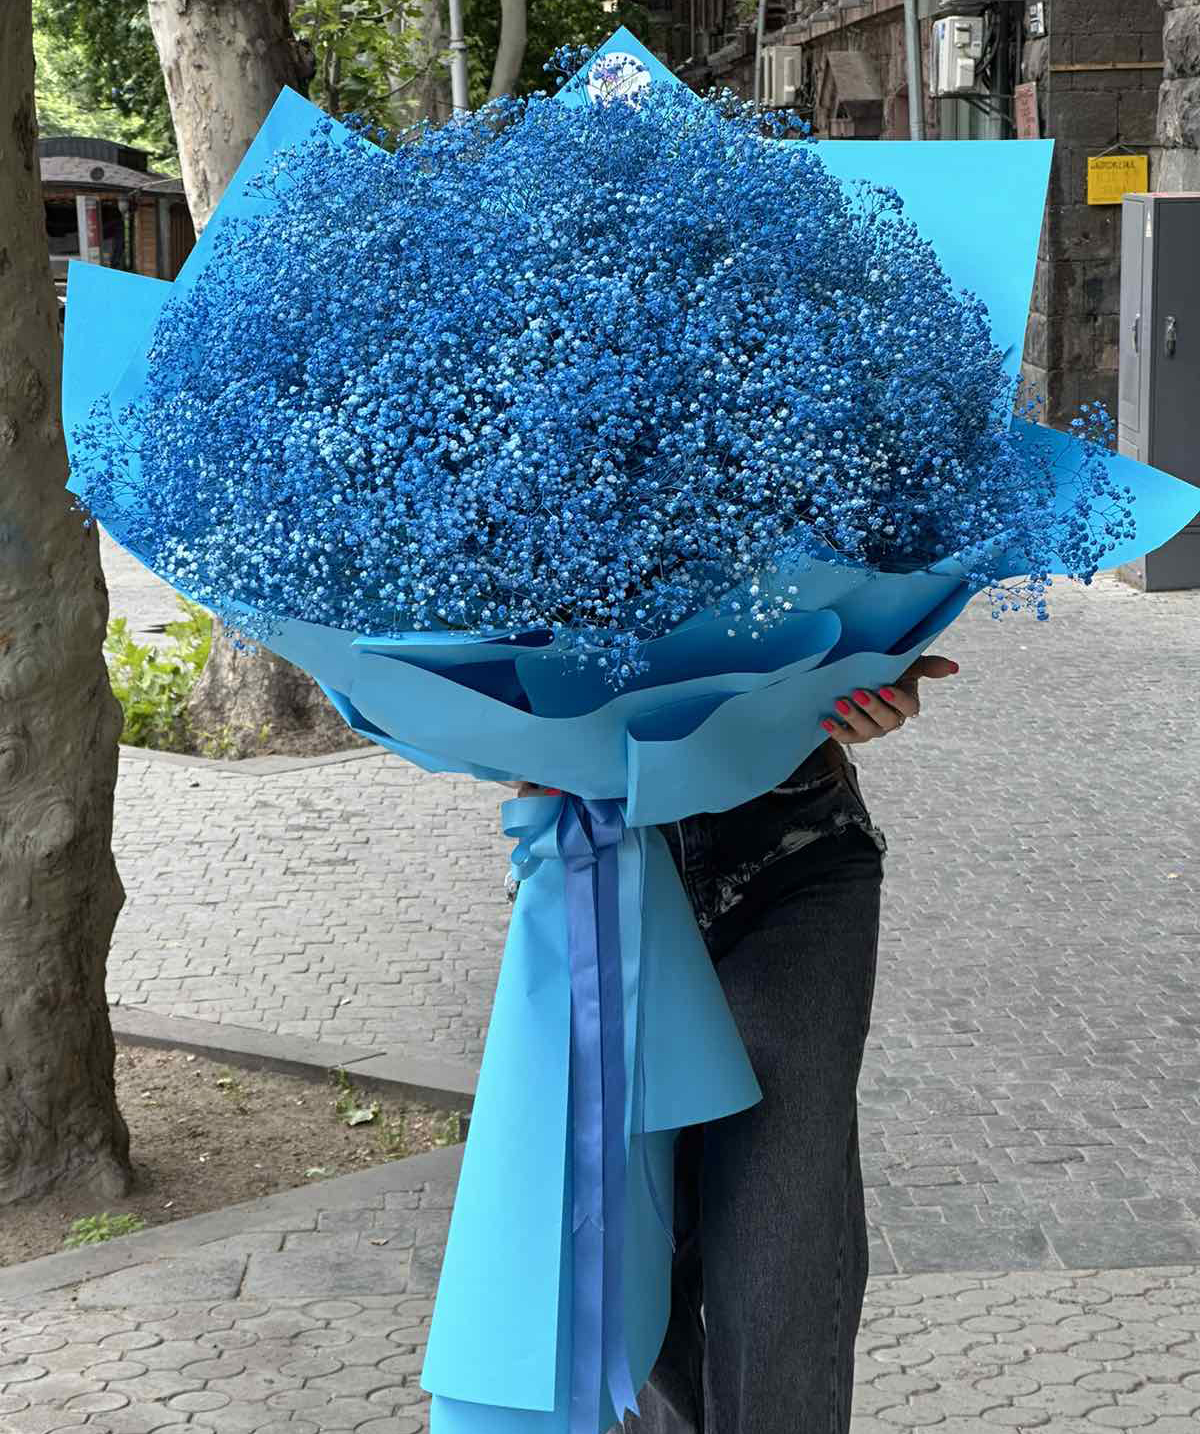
[627,751,883,1434]
[699,825,882,1434]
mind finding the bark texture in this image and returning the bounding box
[0,4,131,1204]
[148,0,352,758]
[404,0,452,126]
[489,0,528,100]
[148,0,315,231]
[185,625,369,757]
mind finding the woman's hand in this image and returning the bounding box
[821,655,959,747]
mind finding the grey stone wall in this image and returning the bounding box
[1021,0,1163,426]
[1159,0,1200,188]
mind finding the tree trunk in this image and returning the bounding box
[403,0,453,126]
[489,0,527,100]
[383,0,448,130]
[148,0,355,758]
[148,0,315,231]
[0,3,131,1205]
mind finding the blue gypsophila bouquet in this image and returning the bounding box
[64,34,1200,1434]
[72,65,1133,680]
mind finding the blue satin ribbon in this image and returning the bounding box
[558,796,639,1433]
[502,792,651,1430]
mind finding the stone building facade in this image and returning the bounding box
[690,1,938,141]
[1160,1,1200,189]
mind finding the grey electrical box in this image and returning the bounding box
[1117,192,1200,591]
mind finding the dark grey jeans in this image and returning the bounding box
[623,744,886,1434]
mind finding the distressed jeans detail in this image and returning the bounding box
[663,754,886,936]
[622,748,884,1434]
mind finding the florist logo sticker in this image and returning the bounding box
[586,52,652,105]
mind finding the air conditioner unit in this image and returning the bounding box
[929,15,985,96]
[762,44,804,107]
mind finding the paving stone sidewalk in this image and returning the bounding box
[0,1151,460,1434]
[106,748,511,1063]
[5,1150,1200,1433]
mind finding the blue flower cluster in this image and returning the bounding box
[73,77,1134,671]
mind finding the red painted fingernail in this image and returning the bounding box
[880,687,895,702]
[544,788,562,795]
[821,719,836,732]
[947,661,960,673]
[852,690,870,706]
[835,699,852,715]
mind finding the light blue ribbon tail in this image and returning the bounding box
[422,797,761,1434]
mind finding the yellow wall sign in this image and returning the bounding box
[1087,153,1149,206]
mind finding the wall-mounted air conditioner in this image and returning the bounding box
[929,15,985,96]
[762,45,804,107]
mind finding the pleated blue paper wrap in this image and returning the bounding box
[63,30,1200,1434]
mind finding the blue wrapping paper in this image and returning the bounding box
[62,32,1200,1433]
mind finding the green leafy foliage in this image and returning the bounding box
[62,1212,147,1248]
[36,0,661,158]
[37,0,441,154]
[103,597,212,752]
[292,0,430,129]
[36,0,177,162]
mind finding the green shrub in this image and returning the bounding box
[104,598,212,751]
[63,1212,147,1248]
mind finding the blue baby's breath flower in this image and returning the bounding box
[71,80,1133,678]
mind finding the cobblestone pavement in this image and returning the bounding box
[0,1154,458,1434]
[100,529,512,1064]
[856,573,1200,1277]
[6,1152,1200,1433]
[853,1264,1200,1433]
[107,750,511,1063]
[99,531,183,647]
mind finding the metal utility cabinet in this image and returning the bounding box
[1118,192,1200,590]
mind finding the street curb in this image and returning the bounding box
[117,743,385,776]
[0,1016,473,1304]
[0,1144,464,1302]
[110,1006,477,1113]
